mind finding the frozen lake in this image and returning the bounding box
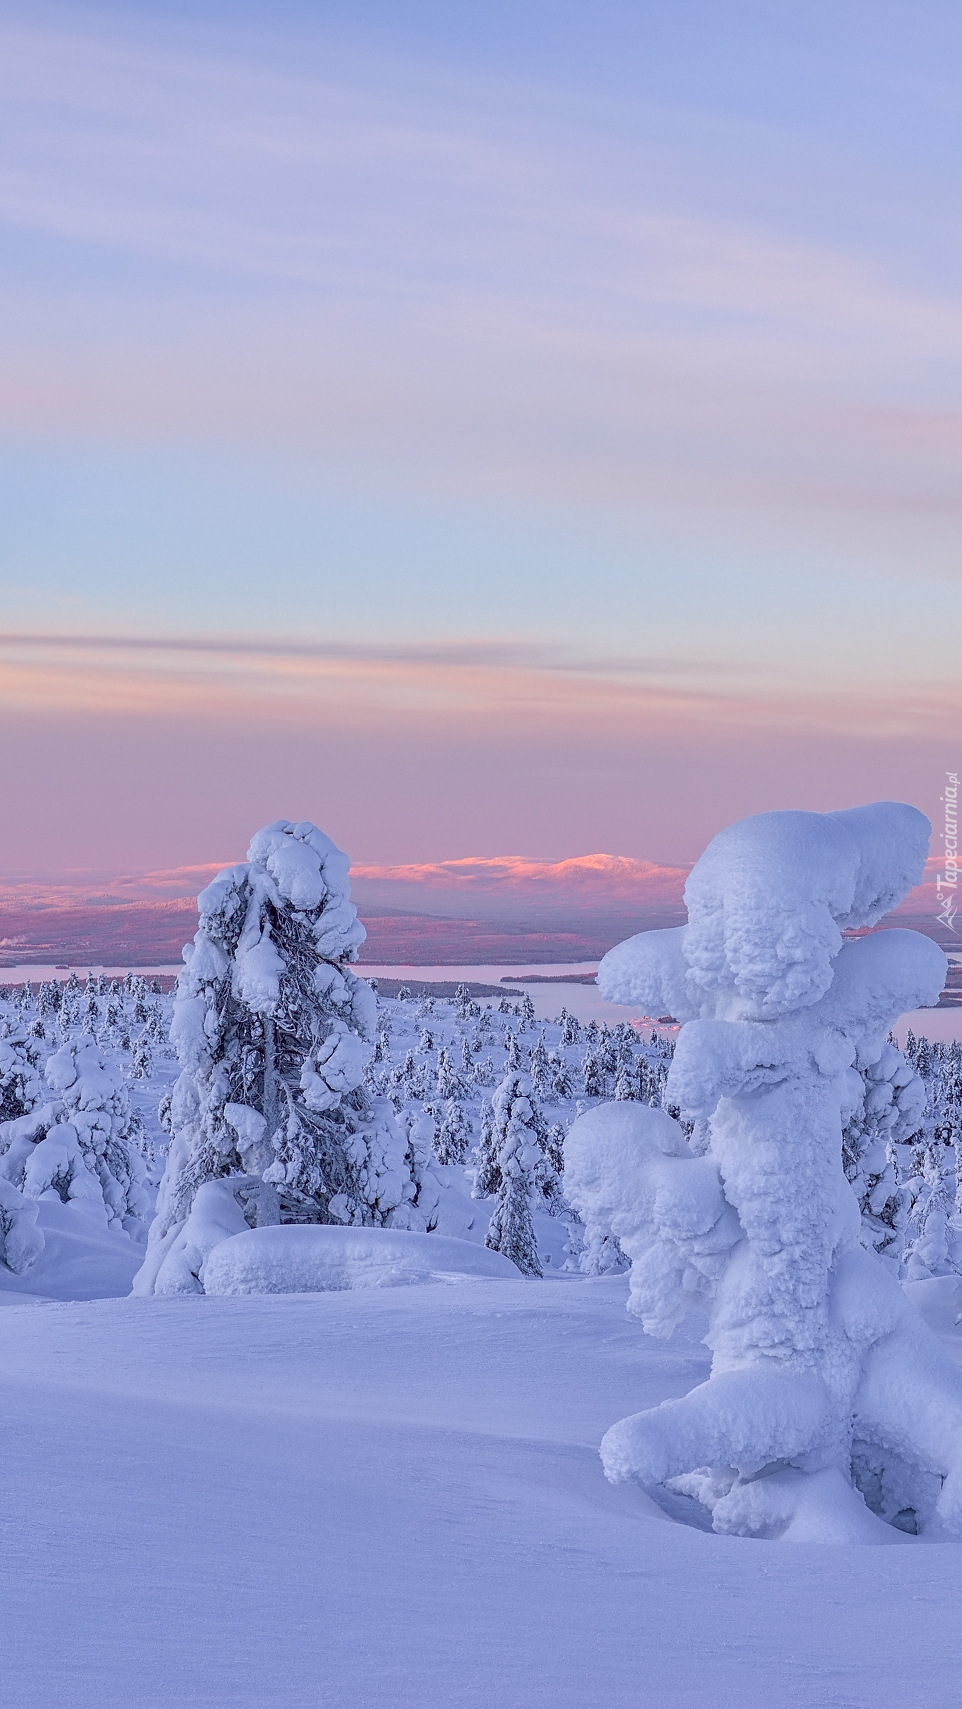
[0,958,958,1038]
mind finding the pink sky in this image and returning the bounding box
[0,634,957,881]
[2,8,961,904]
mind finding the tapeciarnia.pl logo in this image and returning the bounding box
[936,770,959,933]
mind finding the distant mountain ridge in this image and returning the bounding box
[0,851,954,966]
[350,853,690,923]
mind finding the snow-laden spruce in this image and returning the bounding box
[482,1072,546,1277]
[564,802,962,1541]
[135,819,437,1295]
[0,1025,44,1122]
[0,1033,150,1264]
[842,1039,924,1266]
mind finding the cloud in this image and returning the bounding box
[2,3,962,537]
[0,629,957,740]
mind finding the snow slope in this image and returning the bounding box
[3,1278,962,1709]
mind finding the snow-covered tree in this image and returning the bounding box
[471,1098,500,1198]
[471,1009,494,1048]
[135,820,425,1295]
[371,1029,392,1066]
[613,1061,641,1102]
[567,802,962,1540]
[504,1032,523,1072]
[0,1039,150,1236]
[559,1008,580,1048]
[597,1028,618,1086]
[576,1219,630,1277]
[581,1047,605,1099]
[132,1034,153,1080]
[434,1098,470,1165]
[549,1049,573,1101]
[529,1033,552,1099]
[904,1141,956,1280]
[472,1055,496,1088]
[436,1047,468,1101]
[841,1039,924,1265]
[395,1107,442,1229]
[545,1121,566,1177]
[0,1026,43,1122]
[484,1072,544,1277]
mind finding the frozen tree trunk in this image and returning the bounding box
[261,1014,279,1153]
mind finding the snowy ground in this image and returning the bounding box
[3,1275,962,1708]
[5,972,962,1705]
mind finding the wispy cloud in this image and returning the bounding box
[0,630,731,678]
[1,4,961,891]
[3,3,962,537]
[0,628,958,740]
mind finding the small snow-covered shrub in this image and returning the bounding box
[0,1025,44,1122]
[434,1098,470,1165]
[0,1175,43,1274]
[0,1039,150,1236]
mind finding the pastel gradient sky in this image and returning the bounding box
[2,0,961,878]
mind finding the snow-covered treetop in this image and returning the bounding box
[601,801,936,1023]
[187,820,365,981]
[246,821,353,920]
[195,820,363,959]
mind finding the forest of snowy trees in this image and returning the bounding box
[0,939,960,1289]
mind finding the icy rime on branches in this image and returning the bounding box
[564,803,962,1541]
[135,821,436,1295]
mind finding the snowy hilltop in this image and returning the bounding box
[565,801,962,1541]
[7,809,962,1709]
[5,805,962,1550]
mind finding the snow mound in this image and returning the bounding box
[0,1198,144,1301]
[202,1224,523,1295]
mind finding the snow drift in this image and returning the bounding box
[203,1224,522,1294]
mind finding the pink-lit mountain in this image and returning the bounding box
[0,853,954,967]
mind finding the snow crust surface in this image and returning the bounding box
[3,1281,962,1709]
